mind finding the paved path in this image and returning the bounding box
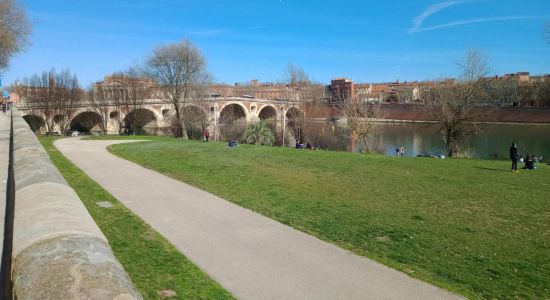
[55,138,463,300]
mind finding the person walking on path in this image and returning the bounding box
[204,130,210,142]
[399,146,405,157]
[510,142,519,172]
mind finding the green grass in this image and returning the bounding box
[100,136,550,299]
[39,137,234,300]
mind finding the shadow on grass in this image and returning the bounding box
[473,166,510,173]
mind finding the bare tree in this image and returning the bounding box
[16,69,81,134]
[344,101,385,153]
[0,0,31,71]
[143,40,210,138]
[485,79,519,107]
[91,71,151,135]
[181,98,213,139]
[118,71,150,134]
[290,84,329,145]
[424,50,494,157]
[518,79,550,108]
[281,64,329,145]
[284,63,310,88]
[88,85,111,134]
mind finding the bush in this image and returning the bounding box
[243,121,275,146]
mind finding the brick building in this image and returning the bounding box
[329,78,354,102]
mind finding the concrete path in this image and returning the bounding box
[55,138,463,300]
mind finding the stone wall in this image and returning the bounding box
[10,109,142,299]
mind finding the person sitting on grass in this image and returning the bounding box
[295,141,303,149]
[523,154,536,170]
[228,139,238,148]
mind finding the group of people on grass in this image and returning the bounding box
[295,141,318,150]
[395,146,405,157]
[510,142,539,172]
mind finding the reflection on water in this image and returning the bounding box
[302,123,550,161]
[309,122,550,160]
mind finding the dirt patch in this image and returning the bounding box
[158,290,177,298]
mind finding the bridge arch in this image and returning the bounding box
[124,108,158,135]
[219,103,248,140]
[182,105,208,139]
[110,111,120,119]
[258,105,278,121]
[285,107,305,142]
[161,109,173,118]
[285,106,303,119]
[219,102,249,120]
[70,111,103,133]
[23,115,45,133]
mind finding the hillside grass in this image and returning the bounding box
[97,136,550,299]
[40,137,234,300]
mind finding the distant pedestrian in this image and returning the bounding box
[395,147,399,156]
[399,146,405,157]
[204,130,210,142]
[510,142,519,172]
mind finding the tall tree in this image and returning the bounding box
[88,84,112,134]
[424,50,494,157]
[281,64,328,145]
[0,0,31,71]
[143,40,210,138]
[16,69,82,134]
[284,63,310,89]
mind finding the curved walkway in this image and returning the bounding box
[54,138,463,300]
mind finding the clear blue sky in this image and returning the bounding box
[2,0,550,87]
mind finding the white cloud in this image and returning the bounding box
[415,15,544,32]
[410,0,469,34]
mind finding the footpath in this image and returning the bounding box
[55,138,463,300]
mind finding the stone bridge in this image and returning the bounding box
[17,97,306,139]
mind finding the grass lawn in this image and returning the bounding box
[40,137,234,300]
[97,136,550,299]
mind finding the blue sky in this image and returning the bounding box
[2,0,549,87]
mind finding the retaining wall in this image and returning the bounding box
[10,109,142,299]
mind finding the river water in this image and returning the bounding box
[307,122,550,160]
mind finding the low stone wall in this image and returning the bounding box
[10,109,142,299]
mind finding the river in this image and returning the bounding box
[305,122,550,160]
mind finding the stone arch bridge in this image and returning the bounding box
[18,97,306,140]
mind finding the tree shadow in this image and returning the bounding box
[473,167,510,173]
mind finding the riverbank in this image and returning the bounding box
[95,136,550,299]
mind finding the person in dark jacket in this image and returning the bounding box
[523,154,536,170]
[510,142,519,172]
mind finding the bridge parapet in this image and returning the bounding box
[4,108,142,299]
